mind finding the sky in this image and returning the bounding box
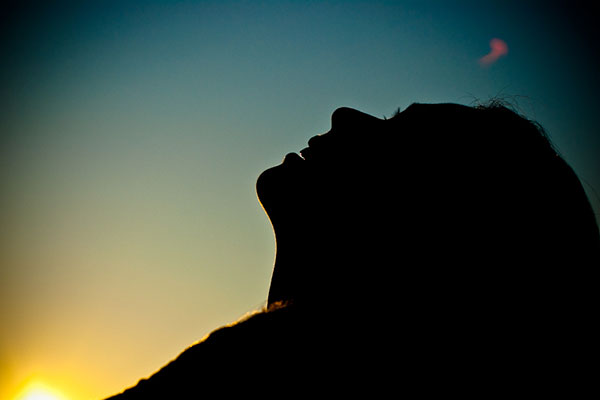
[1,1,598,398]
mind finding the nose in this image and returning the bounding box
[330,107,382,132]
[306,107,383,154]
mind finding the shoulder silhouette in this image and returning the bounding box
[106,102,599,398]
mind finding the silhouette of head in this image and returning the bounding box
[257,103,599,310]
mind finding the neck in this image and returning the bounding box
[267,232,311,306]
[266,220,337,307]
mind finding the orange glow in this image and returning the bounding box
[12,381,68,400]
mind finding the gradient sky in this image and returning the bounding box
[1,1,598,398]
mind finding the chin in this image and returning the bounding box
[256,162,309,230]
[256,166,278,213]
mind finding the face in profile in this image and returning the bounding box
[256,107,402,305]
[256,103,472,238]
[256,107,389,235]
[257,103,599,307]
[255,104,467,306]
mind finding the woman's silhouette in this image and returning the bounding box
[107,103,598,398]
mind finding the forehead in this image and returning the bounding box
[392,103,477,138]
[385,103,484,153]
[400,103,473,118]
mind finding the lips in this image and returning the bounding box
[282,143,317,166]
[299,147,311,161]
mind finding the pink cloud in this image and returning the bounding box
[479,38,508,67]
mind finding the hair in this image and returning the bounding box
[477,102,598,253]
[393,101,598,262]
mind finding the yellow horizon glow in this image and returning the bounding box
[12,381,69,400]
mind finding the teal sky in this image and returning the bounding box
[1,1,598,398]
